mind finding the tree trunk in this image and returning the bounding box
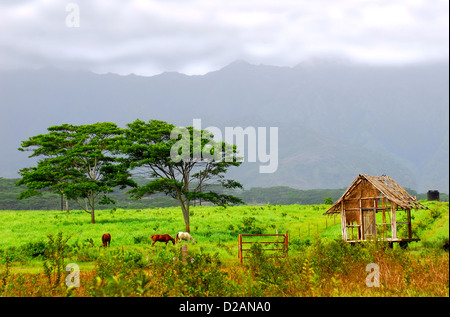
[89,194,95,224]
[179,198,190,233]
[182,204,190,233]
[65,197,70,214]
[64,194,70,214]
[176,190,190,233]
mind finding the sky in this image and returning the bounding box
[0,0,448,76]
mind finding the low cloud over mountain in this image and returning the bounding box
[1,61,448,192]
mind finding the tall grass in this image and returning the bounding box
[0,236,448,297]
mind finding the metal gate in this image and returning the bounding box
[238,231,288,264]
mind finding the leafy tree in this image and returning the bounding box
[118,119,243,233]
[17,122,135,223]
[16,158,71,212]
[324,197,333,205]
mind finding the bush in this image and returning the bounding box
[90,250,151,297]
[90,269,152,297]
[95,250,128,280]
[239,217,265,234]
[247,244,289,290]
[147,248,237,296]
[124,249,147,268]
[172,252,235,296]
[22,240,48,258]
[290,237,312,250]
[42,232,71,289]
[70,238,99,262]
[133,235,149,244]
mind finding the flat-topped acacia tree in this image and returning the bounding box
[119,119,244,233]
[17,122,135,223]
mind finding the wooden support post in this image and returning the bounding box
[391,203,397,239]
[382,198,387,240]
[373,199,377,239]
[407,209,412,239]
[359,198,364,241]
[341,202,347,241]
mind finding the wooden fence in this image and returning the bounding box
[238,231,288,264]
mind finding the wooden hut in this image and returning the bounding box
[323,174,428,246]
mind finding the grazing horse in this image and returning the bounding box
[102,233,111,247]
[176,232,195,244]
[444,239,449,251]
[151,234,175,246]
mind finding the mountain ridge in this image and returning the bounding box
[0,61,448,192]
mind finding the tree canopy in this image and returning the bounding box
[119,119,244,232]
[18,122,135,223]
[17,119,244,229]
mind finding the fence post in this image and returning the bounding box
[284,231,288,256]
[238,234,243,264]
[182,244,188,256]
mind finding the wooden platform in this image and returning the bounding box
[346,238,420,248]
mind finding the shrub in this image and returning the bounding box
[124,249,147,268]
[94,247,149,282]
[172,252,235,296]
[290,237,312,250]
[42,231,71,289]
[22,240,48,258]
[70,238,98,262]
[147,248,237,296]
[0,247,22,264]
[133,235,149,244]
[89,263,152,297]
[239,217,265,234]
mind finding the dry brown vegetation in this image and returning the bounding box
[1,238,448,297]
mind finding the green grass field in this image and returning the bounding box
[0,201,448,297]
[0,204,332,264]
[0,201,448,264]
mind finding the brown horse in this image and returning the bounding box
[151,234,175,246]
[102,233,111,247]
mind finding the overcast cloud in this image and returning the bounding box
[0,0,448,76]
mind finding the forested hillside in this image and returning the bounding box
[1,177,447,210]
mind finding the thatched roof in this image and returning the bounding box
[324,174,428,215]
